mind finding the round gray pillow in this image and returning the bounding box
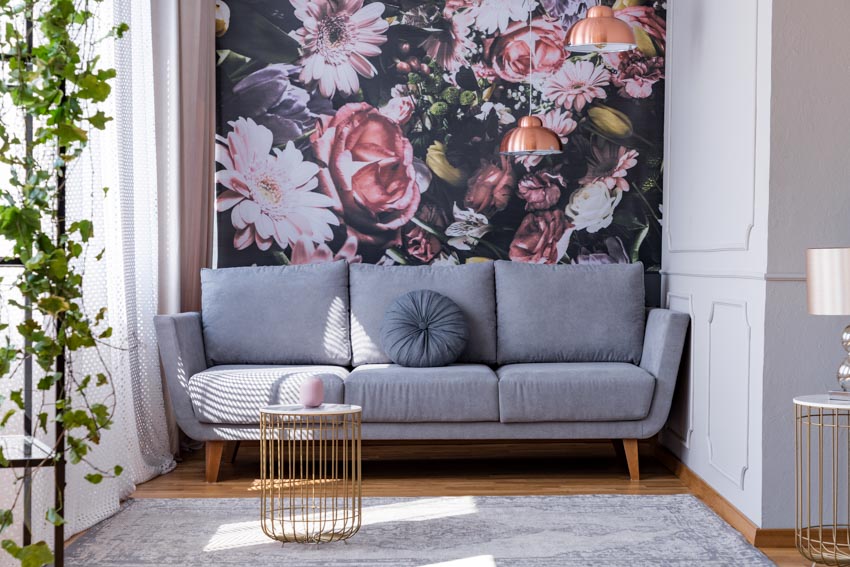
[380,290,468,368]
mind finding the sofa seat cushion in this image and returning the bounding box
[349,262,497,366]
[188,365,347,424]
[344,364,499,423]
[201,262,351,366]
[495,261,646,364]
[497,363,655,423]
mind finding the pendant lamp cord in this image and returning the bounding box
[527,3,534,116]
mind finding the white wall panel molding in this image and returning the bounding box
[664,292,695,449]
[706,300,752,490]
[662,270,805,281]
[664,0,761,254]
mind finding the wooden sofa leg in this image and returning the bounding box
[205,441,225,483]
[224,441,241,465]
[622,439,640,481]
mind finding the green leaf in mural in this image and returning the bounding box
[216,4,300,64]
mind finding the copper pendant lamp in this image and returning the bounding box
[499,8,563,156]
[565,5,637,53]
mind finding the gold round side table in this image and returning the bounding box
[260,403,362,544]
[795,395,850,565]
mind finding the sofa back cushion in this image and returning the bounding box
[349,262,497,366]
[495,261,646,364]
[201,261,350,365]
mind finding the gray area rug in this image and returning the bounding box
[67,495,773,566]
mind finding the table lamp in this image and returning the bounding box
[807,247,850,393]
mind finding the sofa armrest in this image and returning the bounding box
[638,308,690,437]
[154,312,208,438]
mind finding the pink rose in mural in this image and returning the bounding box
[290,0,388,98]
[312,102,421,246]
[485,16,567,84]
[543,60,611,112]
[464,157,515,217]
[403,203,447,263]
[379,94,415,126]
[580,143,639,192]
[615,6,667,53]
[509,210,574,264]
[604,51,664,99]
[290,234,362,264]
[518,169,564,211]
[215,117,339,251]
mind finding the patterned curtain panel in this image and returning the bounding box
[213,0,665,270]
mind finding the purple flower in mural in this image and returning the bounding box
[575,236,629,265]
[290,0,388,98]
[215,117,339,251]
[229,63,331,146]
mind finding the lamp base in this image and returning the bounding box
[839,324,850,392]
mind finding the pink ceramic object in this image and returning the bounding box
[299,377,324,408]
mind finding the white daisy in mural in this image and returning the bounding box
[446,203,492,250]
[290,0,388,98]
[215,117,339,251]
[471,0,538,34]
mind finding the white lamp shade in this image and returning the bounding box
[807,248,850,315]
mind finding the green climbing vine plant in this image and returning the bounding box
[0,1,127,565]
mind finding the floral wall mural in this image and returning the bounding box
[214,0,666,273]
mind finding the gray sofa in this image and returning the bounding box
[154,260,689,482]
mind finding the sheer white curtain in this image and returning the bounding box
[63,0,176,540]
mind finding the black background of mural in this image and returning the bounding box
[214,0,665,294]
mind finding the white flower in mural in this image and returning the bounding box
[215,117,339,251]
[565,181,622,234]
[290,0,388,98]
[476,102,515,126]
[446,203,492,250]
[471,0,538,34]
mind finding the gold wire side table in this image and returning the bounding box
[795,395,850,565]
[260,403,362,544]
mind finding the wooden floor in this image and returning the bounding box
[133,440,805,566]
